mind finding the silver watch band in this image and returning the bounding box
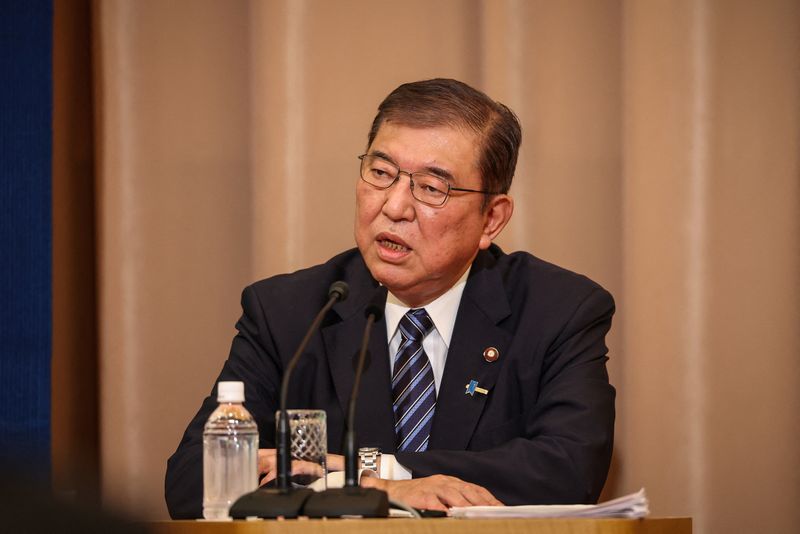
[358,447,381,472]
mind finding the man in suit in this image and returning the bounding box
[165,79,615,518]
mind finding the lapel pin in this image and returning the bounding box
[483,347,499,362]
[465,379,489,396]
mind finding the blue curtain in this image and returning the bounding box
[0,0,53,479]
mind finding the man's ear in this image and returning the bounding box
[479,195,514,250]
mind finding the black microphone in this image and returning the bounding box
[230,281,349,519]
[303,286,389,518]
[344,287,386,487]
[277,280,350,490]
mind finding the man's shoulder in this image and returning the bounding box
[468,246,615,342]
[247,248,367,301]
[478,245,613,306]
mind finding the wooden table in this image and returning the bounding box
[147,517,691,534]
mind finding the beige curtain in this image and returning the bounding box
[86,0,799,531]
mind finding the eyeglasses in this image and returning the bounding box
[358,154,501,207]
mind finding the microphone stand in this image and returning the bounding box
[303,287,389,518]
[230,282,349,519]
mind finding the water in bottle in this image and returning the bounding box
[203,381,258,520]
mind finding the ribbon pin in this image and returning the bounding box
[465,379,489,397]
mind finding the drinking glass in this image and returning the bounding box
[276,409,327,489]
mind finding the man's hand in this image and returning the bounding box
[257,449,345,486]
[360,474,502,511]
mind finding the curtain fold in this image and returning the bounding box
[77,0,800,529]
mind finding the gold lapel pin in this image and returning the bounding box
[465,379,489,396]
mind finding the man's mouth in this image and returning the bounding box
[378,238,410,252]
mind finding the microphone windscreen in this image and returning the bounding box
[364,286,388,322]
[328,281,350,302]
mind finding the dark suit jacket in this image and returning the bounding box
[165,245,615,519]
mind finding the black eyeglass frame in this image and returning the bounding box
[357,154,503,207]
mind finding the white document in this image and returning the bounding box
[448,488,649,519]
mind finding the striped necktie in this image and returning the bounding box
[392,308,436,452]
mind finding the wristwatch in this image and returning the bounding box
[358,447,381,472]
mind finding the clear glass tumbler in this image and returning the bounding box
[276,409,327,489]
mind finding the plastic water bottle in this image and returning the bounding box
[203,381,259,520]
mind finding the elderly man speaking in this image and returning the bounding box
[166,79,615,518]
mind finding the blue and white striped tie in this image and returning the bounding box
[392,308,436,452]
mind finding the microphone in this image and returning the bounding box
[230,281,349,519]
[344,287,385,487]
[276,280,350,490]
[303,286,390,518]
[328,280,349,302]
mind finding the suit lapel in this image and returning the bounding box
[321,263,396,450]
[430,250,512,450]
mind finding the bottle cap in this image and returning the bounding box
[217,381,245,403]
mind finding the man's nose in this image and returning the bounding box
[381,173,416,220]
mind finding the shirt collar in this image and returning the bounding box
[384,266,471,348]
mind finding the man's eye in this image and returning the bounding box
[417,177,447,195]
[370,168,393,180]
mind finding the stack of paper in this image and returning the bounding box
[449,488,649,519]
